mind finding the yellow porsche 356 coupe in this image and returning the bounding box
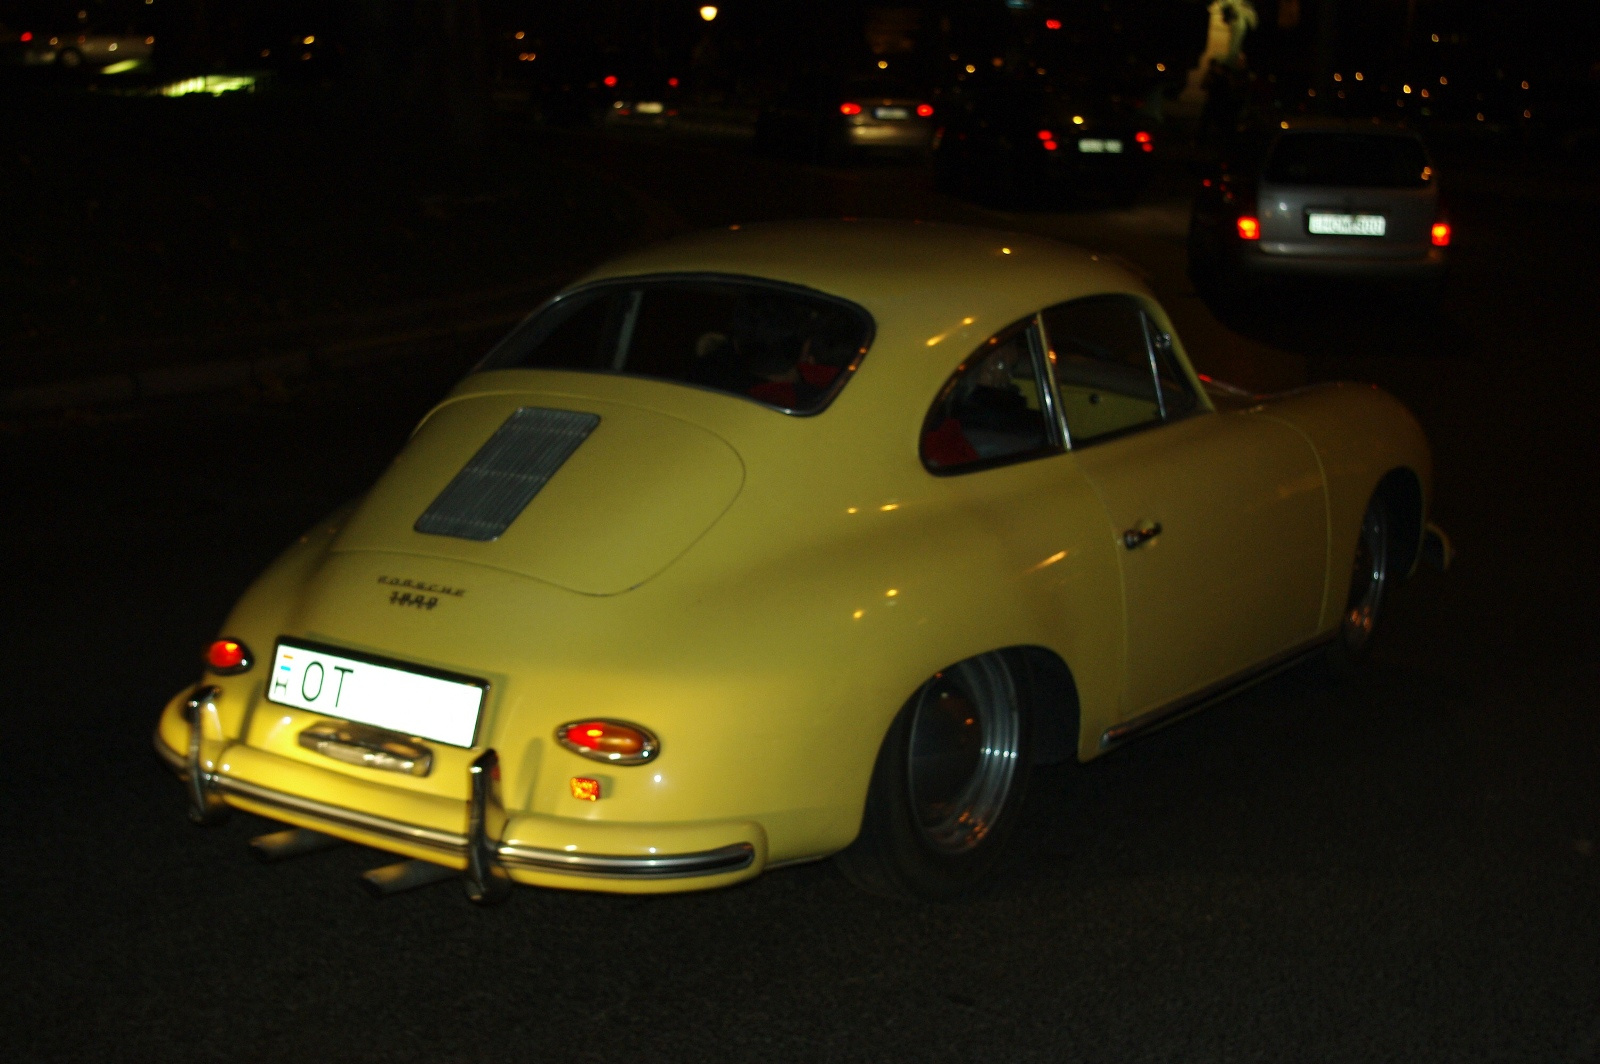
[156,220,1446,901]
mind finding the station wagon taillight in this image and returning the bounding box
[205,638,253,674]
[1431,221,1452,247]
[1236,215,1261,240]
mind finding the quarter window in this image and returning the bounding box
[921,320,1056,472]
[1041,295,1196,446]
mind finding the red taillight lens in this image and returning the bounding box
[916,103,934,117]
[1042,139,1058,151]
[1045,18,1062,30]
[205,638,253,673]
[20,31,33,42]
[556,720,660,764]
[667,76,679,88]
[1134,130,1151,144]
[1236,216,1261,240]
[840,101,862,115]
[1036,129,1053,140]
[1430,221,1451,247]
[603,74,617,87]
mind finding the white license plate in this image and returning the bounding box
[267,640,486,747]
[634,101,664,114]
[873,106,909,120]
[1307,212,1386,236]
[1077,138,1123,154]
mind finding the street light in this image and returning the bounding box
[699,5,717,21]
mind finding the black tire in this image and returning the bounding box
[834,652,1032,901]
[1322,494,1391,680]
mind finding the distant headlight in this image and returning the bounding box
[556,719,660,764]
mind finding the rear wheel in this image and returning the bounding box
[1322,495,1390,679]
[834,652,1031,901]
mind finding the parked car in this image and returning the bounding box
[22,21,152,70]
[934,78,1156,203]
[156,220,1447,902]
[1188,118,1450,299]
[756,72,937,160]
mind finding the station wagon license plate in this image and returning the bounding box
[1077,138,1123,153]
[1307,212,1386,237]
[873,106,910,120]
[266,639,486,747]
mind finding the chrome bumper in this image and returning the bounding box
[154,711,756,884]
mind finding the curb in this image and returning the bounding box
[0,309,529,415]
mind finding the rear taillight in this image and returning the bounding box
[20,31,33,42]
[1135,130,1153,152]
[1038,129,1058,151]
[1430,221,1451,247]
[556,719,660,764]
[916,103,934,117]
[1236,216,1261,240]
[840,102,862,115]
[205,638,254,674]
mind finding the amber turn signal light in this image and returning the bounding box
[555,719,660,765]
[204,638,253,674]
[570,777,602,801]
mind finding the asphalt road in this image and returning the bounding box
[3,127,1598,1063]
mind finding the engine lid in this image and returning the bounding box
[332,392,745,595]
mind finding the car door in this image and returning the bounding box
[1040,295,1327,721]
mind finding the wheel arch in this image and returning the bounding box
[1007,645,1083,765]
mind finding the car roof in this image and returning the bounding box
[571,220,1148,372]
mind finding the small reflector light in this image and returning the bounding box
[1236,216,1261,240]
[556,719,660,764]
[1430,221,1451,247]
[916,103,934,117]
[205,638,252,673]
[570,777,601,801]
[840,102,862,115]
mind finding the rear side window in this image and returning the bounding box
[921,319,1056,473]
[1263,133,1431,189]
[479,278,872,414]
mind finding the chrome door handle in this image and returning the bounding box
[1122,522,1163,550]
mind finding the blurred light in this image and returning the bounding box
[518,52,537,62]
[1420,166,1432,180]
[300,51,311,61]
[1134,130,1151,143]
[1042,139,1058,151]
[603,74,617,86]
[1045,18,1062,30]
[1236,216,1261,240]
[964,64,976,73]
[1421,89,1429,98]
[19,31,31,42]
[840,101,862,115]
[885,589,899,598]
[206,639,252,672]
[514,31,525,40]
[999,248,1011,255]
[260,48,270,57]
[161,74,256,97]
[102,59,140,73]
[1354,71,1363,81]
[1476,112,1484,121]
[145,35,154,44]
[916,103,933,117]
[1431,33,1439,42]
[1430,222,1451,247]
[1280,120,1290,129]
[302,35,315,45]
[1523,108,1532,118]
[699,4,718,21]
[1037,128,1053,140]
[1155,63,1166,72]
[1071,115,1084,125]
[878,60,888,69]
[1403,84,1412,94]
[1308,88,1316,96]
[570,777,601,801]
[991,57,1003,68]
[1439,76,1448,85]
[1333,73,1342,82]
[1520,80,1530,90]
[852,609,864,620]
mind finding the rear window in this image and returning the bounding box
[1264,133,1431,189]
[478,278,873,414]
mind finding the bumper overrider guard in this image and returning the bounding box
[159,685,757,895]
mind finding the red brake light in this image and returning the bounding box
[667,76,679,88]
[1037,129,1053,140]
[840,102,862,115]
[205,638,253,673]
[1045,19,1062,30]
[1430,221,1451,247]
[603,74,617,87]
[916,103,934,117]
[1042,139,1058,151]
[556,719,660,764]
[1236,216,1261,240]
[1134,130,1152,144]
[20,31,33,42]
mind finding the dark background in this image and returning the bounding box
[2,2,1598,1061]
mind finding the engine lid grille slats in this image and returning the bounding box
[414,407,600,542]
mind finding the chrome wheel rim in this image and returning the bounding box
[1342,503,1389,652]
[907,657,1021,854]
